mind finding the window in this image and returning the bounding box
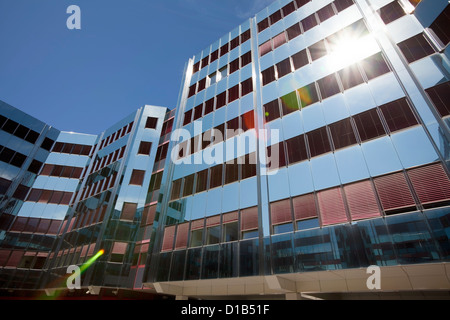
[220,43,229,57]
[225,163,239,184]
[216,91,227,109]
[374,172,416,213]
[264,99,281,122]
[183,109,192,126]
[240,206,258,233]
[219,65,228,81]
[329,118,357,150]
[285,135,308,164]
[2,119,18,134]
[241,110,255,132]
[267,142,286,169]
[298,83,319,108]
[317,73,341,99]
[430,5,450,45]
[317,187,348,226]
[121,202,137,221]
[190,229,203,247]
[270,199,293,226]
[297,218,320,230]
[129,169,145,186]
[201,56,209,69]
[138,141,152,155]
[41,137,54,151]
[398,33,435,63]
[425,81,450,117]
[226,117,240,139]
[259,40,272,57]
[334,0,354,12]
[209,164,223,189]
[292,193,318,221]
[197,78,206,92]
[353,108,386,142]
[295,0,310,8]
[378,1,405,24]
[170,179,182,200]
[308,40,327,61]
[307,127,332,157]
[241,152,257,179]
[196,169,209,193]
[286,23,302,41]
[269,10,282,25]
[280,91,299,116]
[258,18,269,33]
[183,174,195,197]
[27,159,43,174]
[301,14,318,32]
[188,84,196,98]
[204,97,215,115]
[360,52,390,80]
[282,2,296,16]
[193,104,203,121]
[379,98,418,133]
[317,3,335,22]
[193,61,200,74]
[229,58,240,74]
[206,226,221,245]
[292,49,309,70]
[223,221,238,242]
[228,84,240,104]
[241,51,252,68]
[276,58,292,79]
[272,32,287,50]
[241,78,253,97]
[261,66,276,86]
[338,63,364,90]
[210,49,219,62]
[241,29,251,43]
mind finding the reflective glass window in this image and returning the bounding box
[129,169,145,186]
[301,13,318,32]
[261,66,276,86]
[258,18,269,33]
[229,58,240,74]
[286,23,302,41]
[209,164,223,189]
[171,179,182,200]
[183,174,195,197]
[298,83,319,108]
[228,84,240,103]
[334,0,354,12]
[216,91,227,109]
[425,81,450,117]
[282,2,296,16]
[223,222,238,242]
[121,202,137,221]
[269,10,282,25]
[280,91,299,116]
[309,40,327,61]
[225,163,239,184]
[378,1,405,24]
[285,135,308,164]
[241,51,252,68]
[317,3,335,22]
[259,40,272,57]
[317,73,341,99]
[306,127,332,157]
[138,141,152,155]
[360,52,390,80]
[204,97,215,115]
[272,32,287,50]
[292,49,309,70]
[398,33,435,63]
[241,152,257,179]
[196,169,209,193]
[353,108,386,142]
[264,99,281,122]
[241,78,253,97]
[276,58,292,79]
[379,98,418,133]
[193,104,203,121]
[430,5,450,45]
[220,43,229,57]
[329,118,357,150]
[338,64,364,90]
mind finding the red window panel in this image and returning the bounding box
[216,91,227,109]
[317,187,348,226]
[261,66,276,86]
[49,191,64,204]
[241,110,255,132]
[11,217,28,232]
[175,223,189,250]
[259,40,272,57]
[0,250,10,267]
[188,84,197,98]
[241,78,253,97]
[334,0,354,12]
[241,206,258,231]
[240,29,251,44]
[344,180,381,221]
[282,2,296,17]
[407,163,450,205]
[269,10,282,25]
[425,81,450,117]
[270,198,293,225]
[206,215,221,227]
[6,251,24,267]
[112,242,128,255]
[39,190,52,203]
[286,23,302,41]
[317,4,336,22]
[59,191,72,205]
[285,135,308,164]
[228,84,240,104]
[197,78,206,92]
[379,98,418,133]
[301,13,318,32]
[230,36,240,51]
[129,169,145,186]
[162,226,175,252]
[40,164,54,176]
[47,220,62,235]
[191,218,205,230]
[292,193,318,220]
[241,51,252,68]
[374,172,416,212]
[193,61,200,74]
[183,109,192,126]
[295,0,310,9]
[210,49,219,63]
[272,32,287,50]
[201,56,209,70]
[223,211,238,223]
[220,43,229,57]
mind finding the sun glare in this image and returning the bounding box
[328,34,379,70]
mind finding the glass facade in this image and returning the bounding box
[0,0,449,299]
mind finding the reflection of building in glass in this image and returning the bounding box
[0,0,450,299]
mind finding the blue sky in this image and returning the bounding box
[0,0,273,134]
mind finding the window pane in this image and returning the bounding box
[258,18,269,33]
[308,40,327,61]
[317,73,341,99]
[204,97,215,115]
[398,33,435,63]
[261,66,276,86]
[223,222,238,242]
[240,51,252,68]
[270,199,293,225]
[285,135,308,164]
[360,52,390,80]
[130,169,145,186]
[138,141,152,155]
[196,169,209,193]
[264,99,281,122]
[197,78,206,92]
[301,14,318,32]
[298,83,319,108]
[282,2,296,16]
[121,202,137,221]
[229,58,240,74]
[259,40,272,57]
[220,43,229,57]
[280,91,299,116]
[209,164,223,189]
[334,0,354,12]
[225,163,239,184]
[272,32,287,50]
[228,84,240,104]
[329,118,357,150]
[145,117,158,129]
[430,5,450,45]
[241,78,253,97]
[183,109,192,126]
[171,179,182,200]
[286,23,302,41]
[241,29,251,44]
[379,98,418,133]
[353,108,386,142]
[425,81,450,117]
[317,3,335,22]
[216,91,227,109]
[276,58,292,78]
[378,1,406,24]
[183,174,195,197]
[338,64,364,90]
[306,127,332,157]
[242,153,257,179]
[241,110,255,131]
[193,104,203,121]
[269,10,282,25]
[292,193,318,220]
[226,117,240,139]
[292,49,309,70]
[267,142,286,169]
